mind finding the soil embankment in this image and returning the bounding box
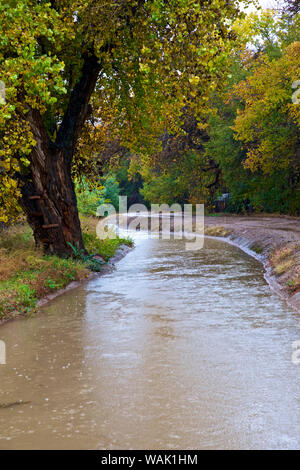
[205,215,300,310]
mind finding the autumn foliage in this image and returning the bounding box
[0,2,299,254]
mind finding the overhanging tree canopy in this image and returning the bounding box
[0,0,246,255]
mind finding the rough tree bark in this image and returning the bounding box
[20,53,101,256]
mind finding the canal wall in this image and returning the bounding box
[205,215,300,312]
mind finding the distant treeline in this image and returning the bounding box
[135,9,300,214]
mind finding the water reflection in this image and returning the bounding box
[0,234,299,449]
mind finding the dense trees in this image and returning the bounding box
[232,42,300,211]
[0,0,242,255]
[283,0,300,15]
[138,8,300,214]
[1,1,299,259]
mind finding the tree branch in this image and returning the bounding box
[55,52,101,160]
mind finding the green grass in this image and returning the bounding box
[82,232,132,261]
[0,217,133,320]
[250,243,263,255]
[270,244,300,294]
[79,215,133,261]
[204,225,232,237]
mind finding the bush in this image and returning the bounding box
[76,176,120,216]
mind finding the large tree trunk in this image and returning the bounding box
[20,115,84,256]
[21,156,83,257]
[20,53,101,256]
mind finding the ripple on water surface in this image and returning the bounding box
[0,236,299,449]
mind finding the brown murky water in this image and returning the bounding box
[0,233,299,449]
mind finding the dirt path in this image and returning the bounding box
[205,215,300,310]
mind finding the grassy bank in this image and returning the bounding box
[0,216,132,321]
[270,244,300,295]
